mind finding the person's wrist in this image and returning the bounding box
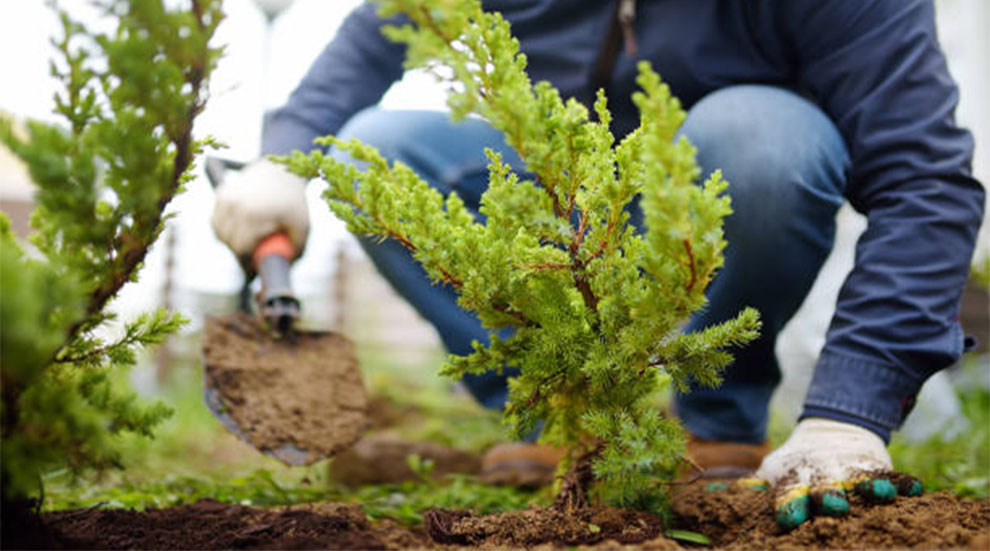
[793,417,887,447]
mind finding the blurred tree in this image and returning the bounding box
[0,0,223,506]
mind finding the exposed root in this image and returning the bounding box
[423,509,473,545]
[553,447,600,512]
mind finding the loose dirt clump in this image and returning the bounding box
[672,481,990,550]
[202,313,368,465]
[423,506,674,548]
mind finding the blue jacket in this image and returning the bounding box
[263,0,984,427]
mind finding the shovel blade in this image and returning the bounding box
[202,313,368,466]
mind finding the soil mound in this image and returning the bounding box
[672,481,990,550]
[423,506,674,548]
[37,499,426,550]
[18,486,989,550]
[202,313,368,465]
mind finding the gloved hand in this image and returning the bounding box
[211,158,310,264]
[752,417,923,530]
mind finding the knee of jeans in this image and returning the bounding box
[680,85,850,202]
[334,107,410,160]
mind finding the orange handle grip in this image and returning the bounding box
[253,232,294,268]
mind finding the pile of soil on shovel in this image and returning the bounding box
[12,483,988,550]
[202,312,368,464]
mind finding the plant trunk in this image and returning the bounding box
[553,447,599,512]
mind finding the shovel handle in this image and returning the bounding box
[254,232,299,333]
[253,232,294,267]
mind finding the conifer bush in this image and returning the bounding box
[283,0,760,510]
[0,0,222,504]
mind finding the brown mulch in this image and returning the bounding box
[5,483,989,550]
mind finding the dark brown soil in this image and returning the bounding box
[202,313,368,465]
[9,484,988,550]
[422,506,675,549]
[672,481,990,550]
[14,500,430,550]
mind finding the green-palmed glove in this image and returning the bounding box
[751,418,923,531]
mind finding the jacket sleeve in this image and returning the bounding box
[782,0,985,432]
[261,4,407,156]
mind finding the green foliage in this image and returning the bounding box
[665,529,712,545]
[0,0,222,502]
[47,467,545,524]
[971,254,990,289]
[357,474,546,525]
[279,0,760,508]
[888,361,990,498]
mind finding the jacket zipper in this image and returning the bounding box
[618,0,638,56]
[591,0,637,100]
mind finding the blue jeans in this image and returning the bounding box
[334,85,850,444]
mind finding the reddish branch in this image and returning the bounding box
[572,270,599,313]
[564,135,580,216]
[493,302,531,326]
[418,5,456,45]
[533,175,567,219]
[570,210,589,253]
[586,217,617,262]
[564,209,602,313]
[63,10,211,349]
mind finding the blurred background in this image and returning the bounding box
[0,0,987,492]
[1,0,450,372]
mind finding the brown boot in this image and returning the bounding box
[480,443,566,489]
[685,434,771,479]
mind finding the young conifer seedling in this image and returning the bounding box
[281,0,761,510]
[0,0,222,506]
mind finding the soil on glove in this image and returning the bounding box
[12,483,989,549]
[202,312,368,465]
[672,480,990,550]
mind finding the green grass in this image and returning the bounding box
[888,372,989,498]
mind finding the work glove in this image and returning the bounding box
[752,417,923,530]
[211,158,309,265]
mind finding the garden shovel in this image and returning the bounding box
[201,158,368,466]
